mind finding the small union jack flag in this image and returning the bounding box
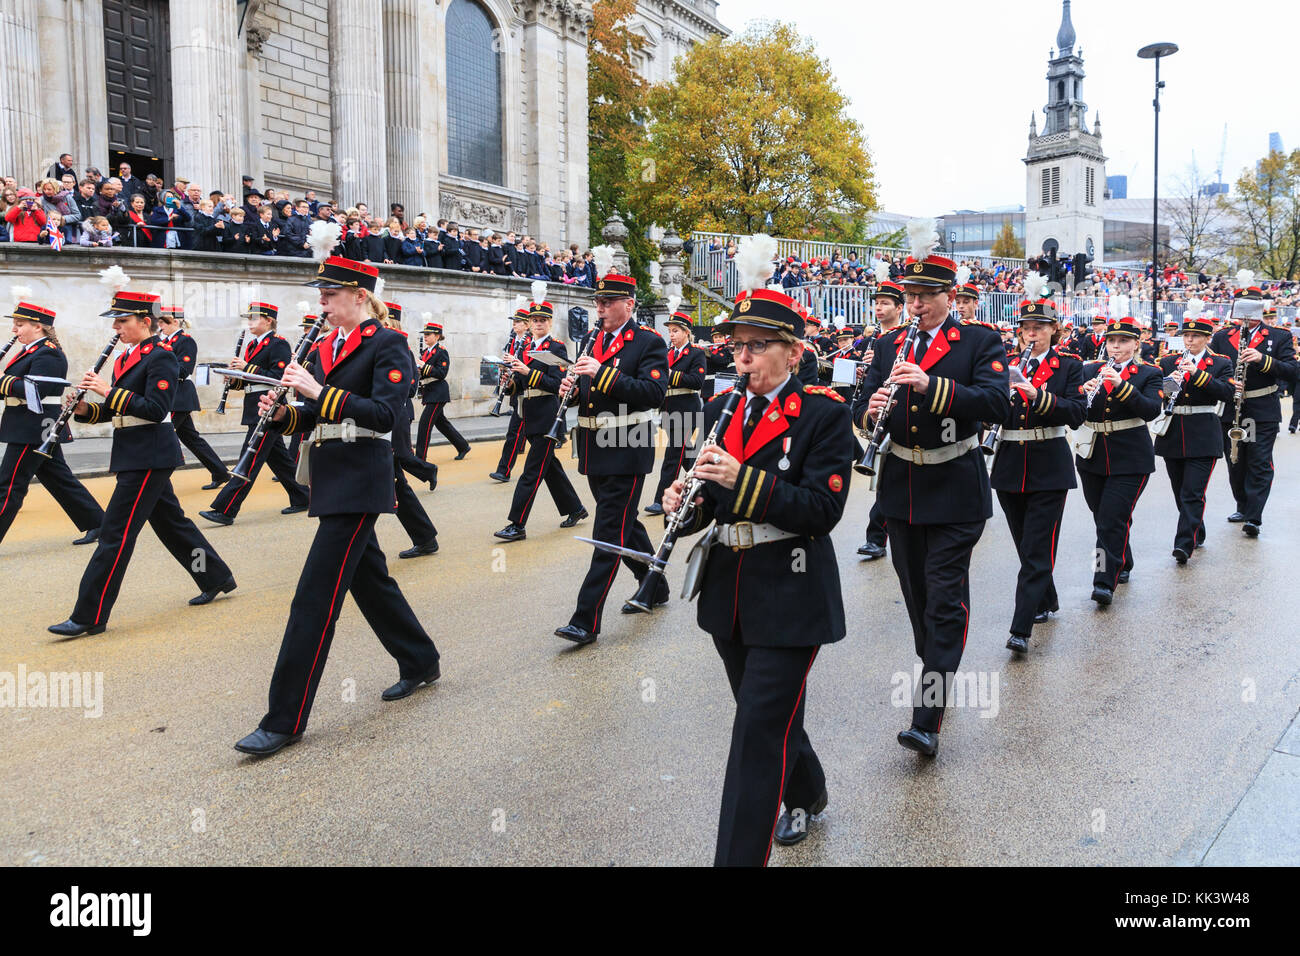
[49,230,63,251]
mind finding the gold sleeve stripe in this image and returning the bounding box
[928,376,946,414]
[743,469,766,519]
[1261,355,1272,373]
[734,465,753,513]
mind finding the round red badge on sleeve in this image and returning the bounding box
[991,361,1004,372]
[650,369,661,379]
[157,380,169,390]
[828,474,843,492]
[388,369,403,383]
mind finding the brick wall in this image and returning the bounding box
[256,0,333,196]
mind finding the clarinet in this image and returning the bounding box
[0,335,17,364]
[544,328,596,445]
[35,333,121,458]
[215,329,246,415]
[624,373,750,612]
[489,331,527,417]
[230,315,329,482]
[848,328,880,421]
[853,320,920,476]
[981,346,1033,456]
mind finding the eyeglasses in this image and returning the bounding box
[732,338,784,355]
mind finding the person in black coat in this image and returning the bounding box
[115,163,146,208]
[463,228,485,272]
[487,234,508,276]
[156,307,230,487]
[663,286,851,865]
[48,291,235,637]
[361,219,387,263]
[440,223,464,270]
[646,310,707,515]
[380,309,439,559]
[421,226,442,270]
[988,297,1085,654]
[1152,311,1235,563]
[489,310,531,481]
[234,257,441,756]
[0,301,104,547]
[414,321,471,460]
[278,201,312,257]
[190,204,220,252]
[1075,316,1165,606]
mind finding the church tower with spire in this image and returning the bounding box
[1024,0,1107,270]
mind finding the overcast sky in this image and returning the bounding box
[709,0,1296,217]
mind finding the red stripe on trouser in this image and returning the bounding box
[222,429,270,513]
[1,444,28,517]
[1114,474,1148,586]
[94,469,152,624]
[763,646,820,867]
[590,477,639,632]
[515,442,549,525]
[936,599,971,734]
[420,405,440,459]
[293,515,368,734]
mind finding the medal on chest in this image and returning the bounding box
[778,437,791,471]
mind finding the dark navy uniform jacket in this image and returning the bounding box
[1153,351,1234,459]
[228,333,291,426]
[0,338,72,445]
[74,337,185,473]
[511,335,568,437]
[418,344,451,404]
[572,319,668,476]
[158,330,200,412]
[989,346,1085,493]
[1210,322,1298,424]
[1075,359,1163,476]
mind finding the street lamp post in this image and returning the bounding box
[1138,41,1178,331]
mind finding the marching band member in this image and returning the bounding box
[852,220,1010,757]
[663,235,851,865]
[646,305,707,517]
[855,275,905,561]
[1210,275,1298,537]
[553,252,668,645]
[286,310,325,468]
[989,281,1084,655]
[492,298,587,542]
[1153,300,1234,564]
[489,306,532,482]
[49,289,235,637]
[826,328,862,402]
[415,320,471,462]
[384,309,439,559]
[156,306,230,489]
[200,302,310,526]
[953,268,980,323]
[1075,306,1163,607]
[235,256,440,757]
[797,314,824,385]
[701,324,733,401]
[1076,312,1108,361]
[0,298,104,546]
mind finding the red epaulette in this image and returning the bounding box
[802,384,846,403]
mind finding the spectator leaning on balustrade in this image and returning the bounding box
[4,191,46,242]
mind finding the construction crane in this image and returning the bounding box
[1215,123,1228,187]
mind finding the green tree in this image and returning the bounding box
[588,0,656,288]
[1224,148,1300,279]
[630,21,876,239]
[990,219,1025,259]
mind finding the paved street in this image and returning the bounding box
[1,426,1298,866]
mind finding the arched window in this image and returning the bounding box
[446,0,503,185]
[1056,80,1064,101]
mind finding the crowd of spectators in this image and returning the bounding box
[0,152,600,287]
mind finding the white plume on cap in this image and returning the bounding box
[98,265,130,291]
[307,220,342,262]
[714,310,729,326]
[591,245,616,278]
[10,285,32,302]
[373,275,385,300]
[296,300,311,316]
[1236,268,1255,289]
[872,258,891,285]
[1022,272,1047,301]
[530,279,548,305]
[906,218,939,262]
[1185,298,1205,320]
[832,314,846,330]
[666,294,681,316]
[512,294,529,313]
[954,265,971,287]
[421,311,433,323]
[734,233,779,295]
[1111,294,1130,319]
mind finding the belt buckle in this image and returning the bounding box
[910,445,925,465]
[112,415,123,428]
[1033,426,1046,442]
[732,521,754,550]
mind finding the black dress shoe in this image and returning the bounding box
[1091,585,1113,606]
[1227,511,1246,523]
[399,539,439,559]
[202,476,230,490]
[554,624,596,646]
[489,471,510,482]
[189,577,237,606]
[1033,610,1051,623]
[454,449,470,460]
[644,502,665,516]
[857,542,886,560]
[493,523,526,542]
[271,476,280,483]
[381,661,441,701]
[1006,634,1029,654]
[897,727,938,756]
[1172,547,1190,565]
[71,528,100,546]
[559,508,588,529]
[774,789,829,846]
[234,728,302,756]
[428,470,438,493]
[1243,522,1260,538]
[281,504,308,515]
[199,510,233,527]
[47,619,105,637]
[1117,570,1130,584]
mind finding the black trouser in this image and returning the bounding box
[1290,397,1300,431]
[864,498,887,548]
[70,467,231,626]
[496,410,525,478]
[509,434,582,526]
[259,513,439,735]
[996,490,1067,637]
[653,409,699,505]
[1221,420,1278,524]
[210,425,309,518]
[417,401,469,458]
[887,519,984,733]
[712,635,823,867]
[393,450,437,546]
[394,414,436,486]
[1078,471,1149,589]
[1164,457,1214,553]
[0,442,103,544]
[568,472,661,634]
[172,410,228,480]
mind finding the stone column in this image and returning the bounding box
[602,214,630,276]
[560,4,593,248]
[522,1,563,243]
[659,227,684,300]
[170,0,243,192]
[0,0,42,182]
[36,0,108,179]
[328,0,386,210]
[383,0,424,218]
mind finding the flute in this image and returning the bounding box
[35,333,121,458]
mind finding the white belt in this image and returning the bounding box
[665,388,697,397]
[1244,385,1278,399]
[576,410,655,429]
[1170,404,1217,415]
[113,413,171,428]
[888,434,979,465]
[716,521,799,550]
[420,377,435,387]
[309,423,392,442]
[520,389,548,399]
[1000,425,1067,442]
[1087,417,1144,434]
[5,396,61,407]
[247,383,272,394]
